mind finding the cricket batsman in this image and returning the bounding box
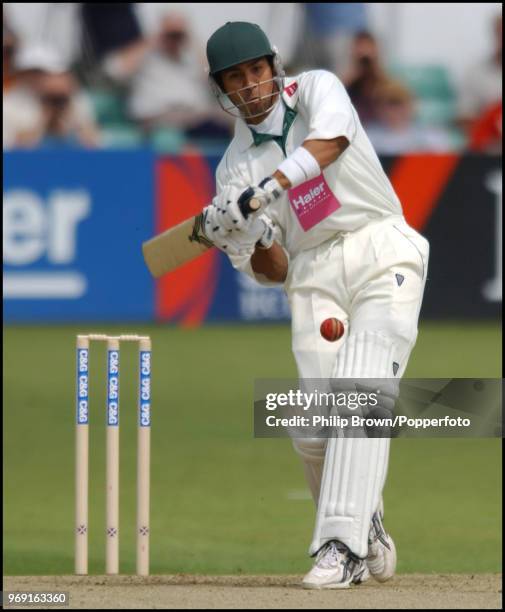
[202,22,429,589]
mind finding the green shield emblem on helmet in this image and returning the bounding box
[207,22,274,75]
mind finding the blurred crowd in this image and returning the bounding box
[3,3,502,154]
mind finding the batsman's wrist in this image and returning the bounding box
[272,169,292,190]
[276,146,320,188]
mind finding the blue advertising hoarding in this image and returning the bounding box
[3,150,501,323]
[208,252,290,322]
[4,150,155,321]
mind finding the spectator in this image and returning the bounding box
[3,45,100,149]
[3,3,81,68]
[366,79,452,154]
[80,3,150,85]
[3,16,17,91]
[458,13,502,132]
[127,12,230,139]
[299,3,368,76]
[469,101,502,154]
[342,31,389,125]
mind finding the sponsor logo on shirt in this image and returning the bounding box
[284,82,298,97]
[288,175,341,231]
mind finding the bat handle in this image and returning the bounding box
[238,187,261,219]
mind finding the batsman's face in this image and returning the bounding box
[220,57,277,122]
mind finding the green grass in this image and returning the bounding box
[3,321,501,575]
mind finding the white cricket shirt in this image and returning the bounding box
[216,70,403,274]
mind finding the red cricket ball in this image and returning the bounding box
[320,317,345,342]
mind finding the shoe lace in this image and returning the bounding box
[316,541,348,570]
[315,541,339,569]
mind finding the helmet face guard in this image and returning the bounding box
[209,47,285,120]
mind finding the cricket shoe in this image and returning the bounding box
[366,505,397,582]
[302,540,370,589]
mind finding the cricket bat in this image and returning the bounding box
[142,193,260,278]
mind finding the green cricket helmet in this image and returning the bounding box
[206,21,285,119]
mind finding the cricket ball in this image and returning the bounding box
[320,317,345,342]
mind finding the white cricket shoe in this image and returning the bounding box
[366,506,397,582]
[302,540,370,589]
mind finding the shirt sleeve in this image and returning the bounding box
[298,70,357,142]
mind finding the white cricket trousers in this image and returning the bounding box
[285,214,429,557]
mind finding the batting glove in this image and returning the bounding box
[214,177,283,233]
[202,207,275,256]
[242,176,284,209]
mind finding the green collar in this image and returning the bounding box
[250,103,297,156]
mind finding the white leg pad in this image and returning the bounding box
[309,331,399,558]
[309,436,390,558]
